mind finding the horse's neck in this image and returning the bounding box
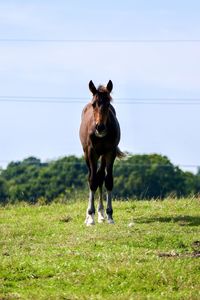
[109,104,116,116]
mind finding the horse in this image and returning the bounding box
[79,80,124,226]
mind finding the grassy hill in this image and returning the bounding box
[0,198,200,299]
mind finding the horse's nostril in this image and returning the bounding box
[96,124,106,132]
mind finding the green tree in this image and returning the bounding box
[0,177,8,203]
[1,154,199,203]
[114,154,187,199]
[2,156,87,203]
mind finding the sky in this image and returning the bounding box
[0,0,200,172]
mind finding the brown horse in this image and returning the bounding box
[79,80,124,225]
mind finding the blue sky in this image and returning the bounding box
[0,1,200,171]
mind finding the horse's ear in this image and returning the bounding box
[89,80,97,95]
[107,80,113,93]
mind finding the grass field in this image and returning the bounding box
[0,198,200,300]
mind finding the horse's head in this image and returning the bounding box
[89,80,113,138]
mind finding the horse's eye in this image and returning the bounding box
[92,102,96,108]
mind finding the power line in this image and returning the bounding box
[0,39,200,43]
[1,96,200,100]
[0,98,85,104]
[1,96,200,105]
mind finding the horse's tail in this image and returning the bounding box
[116,147,126,159]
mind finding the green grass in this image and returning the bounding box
[0,198,200,299]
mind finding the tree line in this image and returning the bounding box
[0,154,200,204]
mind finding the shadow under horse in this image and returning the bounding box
[79,80,124,226]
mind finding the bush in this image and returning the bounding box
[1,154,199,203]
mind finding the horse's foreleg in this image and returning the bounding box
[105,155,115,224]
[97,157,106,223]
[85,153,98,226]
[85,190,95,226]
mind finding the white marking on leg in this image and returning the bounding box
[85,213,95,226]
[98,209,105,223]
[98,186,105,223]
[107,218,115,224]
[85,190,95,226]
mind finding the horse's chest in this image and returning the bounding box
[91,136,116,155]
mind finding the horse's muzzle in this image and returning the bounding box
[95,124,107,138]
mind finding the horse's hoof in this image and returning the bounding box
[107,218,115,224]
[98,211,105,223]
[98,218,105,223]
[85,214,95,226]
[86,221,95,226]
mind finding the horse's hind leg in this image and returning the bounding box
[97,186,104,223]
[105,152,116,224]
[106,191,114,224]
[97,157,106,223]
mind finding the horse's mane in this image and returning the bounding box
[97,85,112,100]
